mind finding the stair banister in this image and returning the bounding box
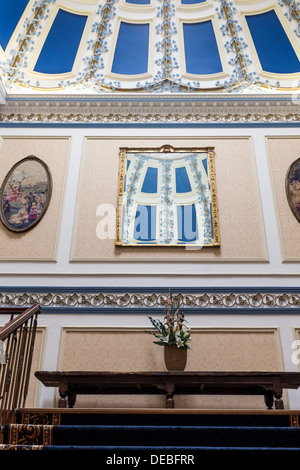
[0,304,41,428]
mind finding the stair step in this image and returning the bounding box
[2,444,300,453]
[3,410,300,458]
[14,409,294,427]
[3,424,300,448]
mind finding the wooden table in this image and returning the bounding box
[35,371,300,410]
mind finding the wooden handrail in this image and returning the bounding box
[0,304,40,341]
[0,304,41,427]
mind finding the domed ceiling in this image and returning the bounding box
[0,0,299,94]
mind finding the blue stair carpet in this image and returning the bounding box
[2,412,300,464]
[3,424,300,448]
[33,411,291,427]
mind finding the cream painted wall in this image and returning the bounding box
[0,127,298,283]
[71,137,267,262]
[0,127,300,410]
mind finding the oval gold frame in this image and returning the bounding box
[286,157,300,223]
[0,155,52,233]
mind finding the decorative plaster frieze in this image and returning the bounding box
[0,93,299,124]
[1,289,300,309]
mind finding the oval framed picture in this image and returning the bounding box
[0,155,52,233]
[286,157,300,223]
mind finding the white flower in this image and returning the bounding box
[175,331,185,347]
[161,335,170,344]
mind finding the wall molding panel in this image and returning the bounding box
[51,325,285,409]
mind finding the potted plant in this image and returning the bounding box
[146,289,191,371]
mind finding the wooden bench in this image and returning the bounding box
[35,371,300,410]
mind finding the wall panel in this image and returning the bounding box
[0,137,70,260]
[266,137,300,262]
[71,137,267,262]
[55,326,284,409]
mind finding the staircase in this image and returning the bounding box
[1,409,300,461]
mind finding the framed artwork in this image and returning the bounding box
[286,157,300,223]
[116,145,220,247]
[0,155,52,233]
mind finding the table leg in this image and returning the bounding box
[166,384,175,408]
[58,379,68,408]
[68,391,77,408]
[274,394,284,410]
[264,391,274,409]
[274,383,284,410]
[58,394,67,408]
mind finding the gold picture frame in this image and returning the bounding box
[0,155,52,233]
[286,157,300,223]
[116,145,220,247]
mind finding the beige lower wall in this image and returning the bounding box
[47,326,285,409]
[71,137,267,262]
[1,318,293,410]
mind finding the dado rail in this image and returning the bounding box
[35,371,300,410]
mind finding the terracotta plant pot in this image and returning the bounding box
[164,344,187,371]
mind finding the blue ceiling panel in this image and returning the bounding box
[0,0,29,50]
[0,0,298,93]
[183,21,223,75]
[246,10,300,74]
[126,0,151,4]
[111,22,149,75]
[34,9,87,74]
[181,0,207,4]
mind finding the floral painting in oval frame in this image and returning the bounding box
[286,157,300,223]
[0,155,52,233]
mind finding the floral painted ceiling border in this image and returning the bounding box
[0,0,299,95]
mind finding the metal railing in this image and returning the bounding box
[0,304,41,427]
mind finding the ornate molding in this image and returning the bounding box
[0,93,299,124]
[1,289,300,309]
[0,0,298,93]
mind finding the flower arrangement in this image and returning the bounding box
[146,289,191,349]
